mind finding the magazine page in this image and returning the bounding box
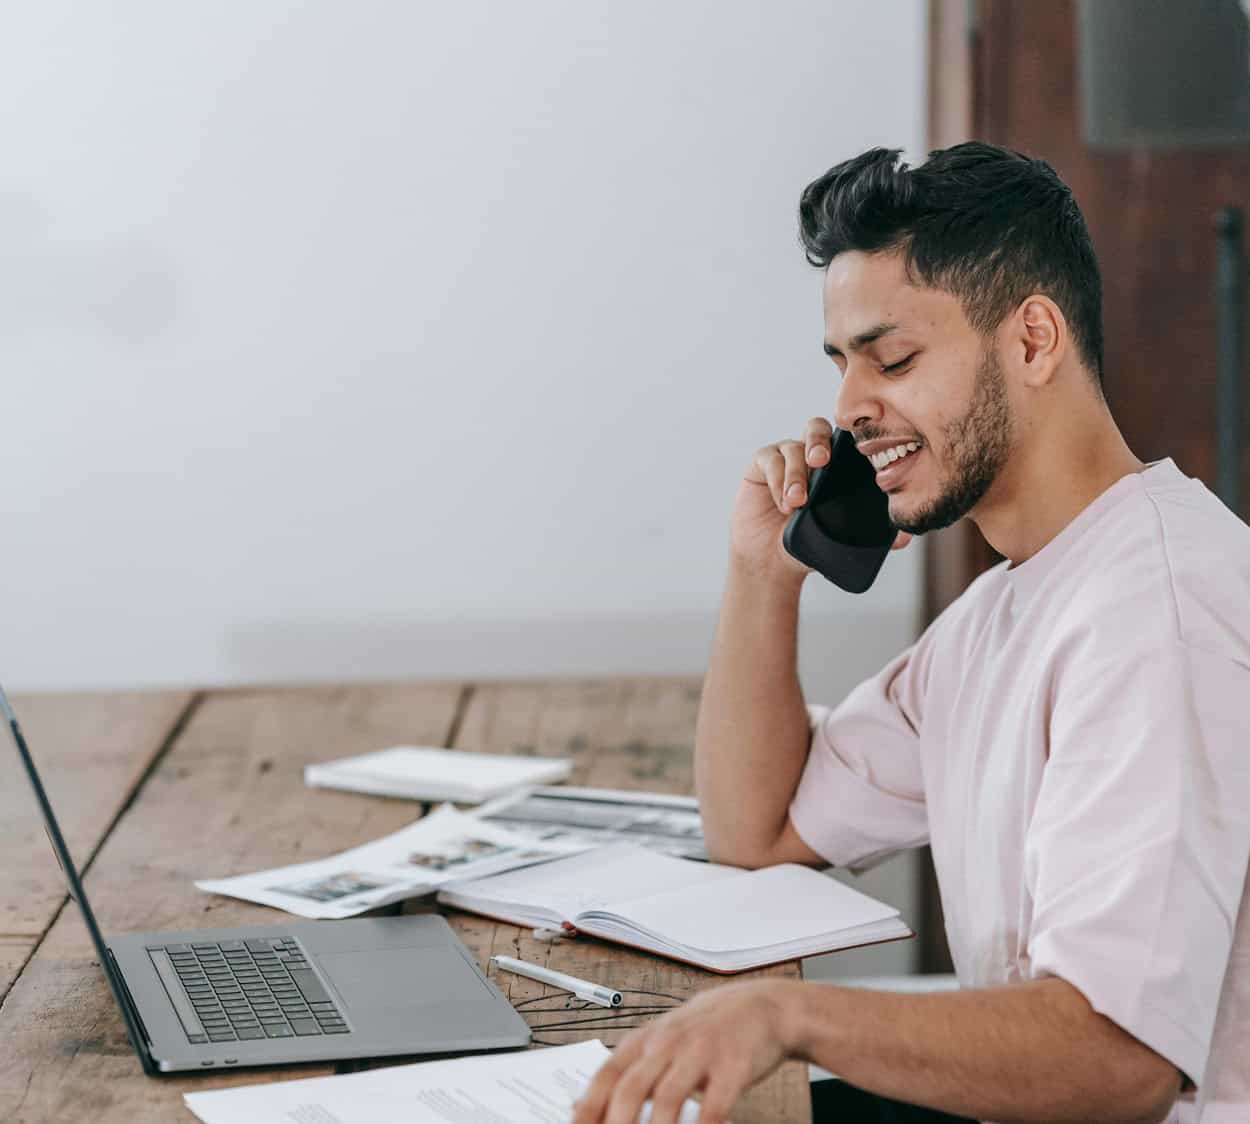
[471,786,707,859]
[195,805,564,919]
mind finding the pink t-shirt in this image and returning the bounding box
[790,459,1250,1123]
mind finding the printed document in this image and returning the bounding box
[195,805,565,919]
[473,786,707,859]
[182,1039,715,1123]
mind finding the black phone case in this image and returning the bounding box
[782,428,895,593]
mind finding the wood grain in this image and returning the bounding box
[1,680,810,1122]
[453,677,704,793]
[445,679,812,1124]
[0,683,462,1123]
[0,689,195,1000]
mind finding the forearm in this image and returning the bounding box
[781,978,1180,1124]
[694,557,811,866]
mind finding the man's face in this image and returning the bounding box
[822,249,1014,534]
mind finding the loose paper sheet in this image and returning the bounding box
[195,805,569,919]
[473,786,707,859]
[182,1039,714,1123]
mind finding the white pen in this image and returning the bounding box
[490,954,623,1008]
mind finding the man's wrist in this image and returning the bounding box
[773,980,847,1064]
[726,553,808,602]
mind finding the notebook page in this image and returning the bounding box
[443,842,739,921]
[595,863,900,954]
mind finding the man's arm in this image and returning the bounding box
[572,976,1181,1124]
[788,978,1181,1124]
[693,417,833,870]
[693,555,823,869]
[696,415,911,870]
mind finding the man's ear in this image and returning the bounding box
[1013,295,1065,388]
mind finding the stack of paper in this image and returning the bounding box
[305,745,571,803]
[183,1039,715,1123]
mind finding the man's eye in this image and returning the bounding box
[881,353,917,374]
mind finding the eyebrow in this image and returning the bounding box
[822,321,899,359]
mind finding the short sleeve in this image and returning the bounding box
[789,643,930,873]
[1025,640,1250,1088]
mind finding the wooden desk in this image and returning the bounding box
[0,681,811,1123]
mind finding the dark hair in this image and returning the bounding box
[798,141,1104,385]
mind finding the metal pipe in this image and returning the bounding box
[1214,206,1244,515]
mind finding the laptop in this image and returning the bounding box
[2,684,531,1074]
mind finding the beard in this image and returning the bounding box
[889,343,1013,536]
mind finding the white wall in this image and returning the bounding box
[0,0,927,699]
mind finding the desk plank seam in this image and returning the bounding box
[443,684,475,747]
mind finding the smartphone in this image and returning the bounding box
[782,427,896,593]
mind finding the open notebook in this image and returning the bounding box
[438,842,911,973]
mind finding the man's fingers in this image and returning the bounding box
[603,1047,673,1124]
[696,1065,748,1124]
[779,442,809,510]
[746,419,833,512]
[890,530,914,551]
[573,1034,649,1124]
[645,1058,708,1124]
[804,417,834,466]
[755,447,787,510]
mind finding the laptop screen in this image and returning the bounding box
[1,684,152,1068]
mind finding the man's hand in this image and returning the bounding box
[570,980,798,1124]
[733,416,910,579]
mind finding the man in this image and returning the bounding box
[572,143,1250,1124]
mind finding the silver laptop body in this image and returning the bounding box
[3,685,531,1074]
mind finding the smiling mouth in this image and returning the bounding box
[867,441,922,470]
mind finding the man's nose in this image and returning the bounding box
[834,364,883,433]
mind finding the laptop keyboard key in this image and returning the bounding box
[236,1027,266,1040]
[289,1019,321,1036]
[287,969,330,1005]
[265,1025,295,1038]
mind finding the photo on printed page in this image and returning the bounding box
[267,871,400,904]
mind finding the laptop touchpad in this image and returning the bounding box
[319,947,490,1011]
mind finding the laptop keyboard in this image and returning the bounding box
[147,936,349,1044]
